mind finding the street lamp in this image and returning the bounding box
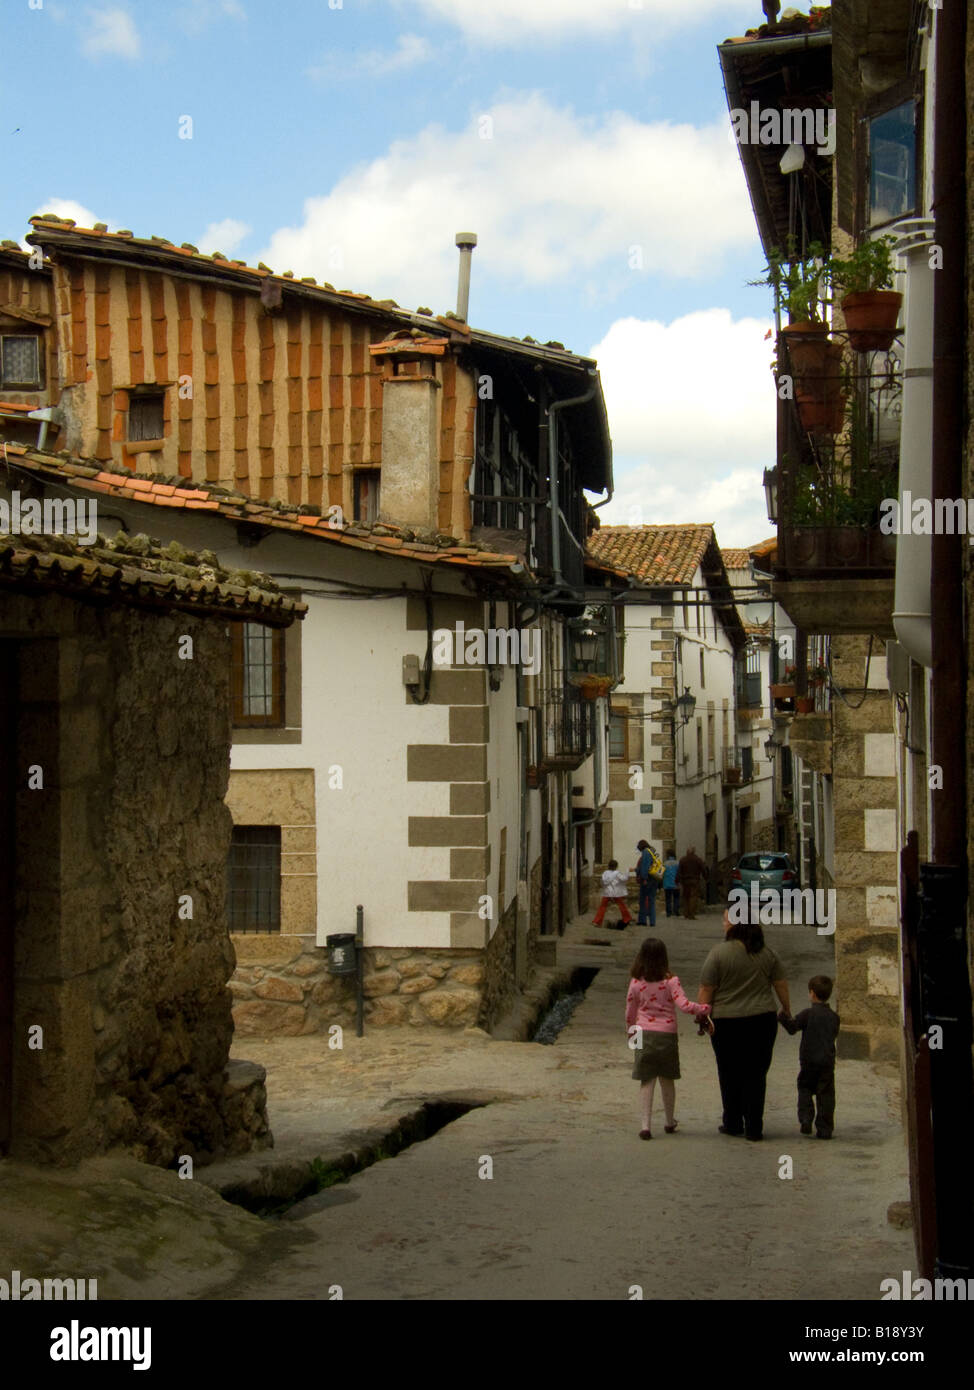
[764,735,778,760]
[673,687,696,728]
[763,466,778,524]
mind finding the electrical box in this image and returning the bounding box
[402,654,421,687]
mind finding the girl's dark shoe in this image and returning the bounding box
[639,1129,652,1140]
[718,1125,743,1136]
[745,1133,763,1142]
[664,1123,678,1134]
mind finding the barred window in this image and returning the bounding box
[0,335,41,388]
[609,709,628,760]
[231,622,284,726]
[227,826,281,932]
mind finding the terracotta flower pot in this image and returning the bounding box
[770,683,796,699]
[797,388,846,435]
[781,322,832,377]
[841,290,903,352]
[795,696,816,714]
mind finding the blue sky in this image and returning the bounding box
[2,0,778,545]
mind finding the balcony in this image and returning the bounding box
[538,688,596,772]
[722,746,754,789]
[767,333,900,636]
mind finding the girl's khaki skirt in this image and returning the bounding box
[631,1031,681,1081]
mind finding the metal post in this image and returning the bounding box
[355,904,364,1039]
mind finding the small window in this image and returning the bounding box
[231,622,285,726]
[699,649,706,688]
[867,99,917,229]
[609,708,628,760]
[353,470,380,524]
[696,717,703,773]
[1,334,41,388]
[128,390,165,442]
[227,826,281,932]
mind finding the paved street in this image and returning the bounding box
[209,903,913,1301]
[0,903,914,1301]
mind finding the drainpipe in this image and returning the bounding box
[545,374,597,594]
[924,0,972,1282]
[890,220,936,669]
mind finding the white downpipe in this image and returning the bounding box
[891,220,936,670]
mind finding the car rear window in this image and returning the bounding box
[738,854,789,871]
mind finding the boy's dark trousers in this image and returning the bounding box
[797,1063,835,1136]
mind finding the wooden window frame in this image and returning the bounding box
[608,704,629,762]
[0,333,42,389]
[231,622,285,728]
[855,79,923,237]
[127,388,166,444]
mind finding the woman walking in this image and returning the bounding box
[697,898,791,1141]
[626,937,711,1139]
[662,849,680,917]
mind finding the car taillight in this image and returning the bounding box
[732,868,742,880]
[782,871,794,881]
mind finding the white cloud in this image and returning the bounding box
[174,1,246,36]
[199,218,252,256]
[257,94,754,311]
[81,7,140,59]
[396,0,747,43]
[308,33,434,81]
[592,310,776,547]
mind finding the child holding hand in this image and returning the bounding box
[626,937,711,1139]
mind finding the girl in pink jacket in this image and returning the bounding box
[626,937,711,1139]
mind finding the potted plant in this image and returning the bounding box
[807,663,829,687]
[795,695,816,714]
[579,675,612,700]
[827,235,902,352]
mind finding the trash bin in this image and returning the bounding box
[326,933,358,976]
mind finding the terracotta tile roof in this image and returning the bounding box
[2,444,523,573]
[721,548,754,570]
[587,525,714,586]
[748,536,777,560]
[0,529,306,627]
[0,402,36,413]
[23,216,592,368]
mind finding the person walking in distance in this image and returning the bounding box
[778,975,840,1139]
[679,846,707,920]
[662,848,680,918]
[634,839,662,927]
[592,860,633,929]
[626,937,711,1139]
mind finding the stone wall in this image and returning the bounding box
[231,934,485,1032]
[6,592,270,1166]
[480,895,518,1030]
[830,635,900,1061]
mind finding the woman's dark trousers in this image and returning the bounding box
[710,1012,778,1137]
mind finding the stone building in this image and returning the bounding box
[587,524,760,887]
[719,1,974,1278]
[1,217,621,1036]
[0,526,304,1165]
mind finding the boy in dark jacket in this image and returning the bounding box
[778,975,840,1139]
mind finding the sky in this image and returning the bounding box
[2,0,778,546]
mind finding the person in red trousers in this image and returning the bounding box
[593,860,633,929]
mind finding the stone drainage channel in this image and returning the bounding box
[530,967,600,1044]
[217,969,600,1221]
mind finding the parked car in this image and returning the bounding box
[730,852,800,897]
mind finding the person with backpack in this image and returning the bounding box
[633,839,663,927]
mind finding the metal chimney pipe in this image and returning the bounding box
[455,232,477,321]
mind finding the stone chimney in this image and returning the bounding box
[369,334,447,532]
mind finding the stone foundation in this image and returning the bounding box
[231,934,487,1032]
